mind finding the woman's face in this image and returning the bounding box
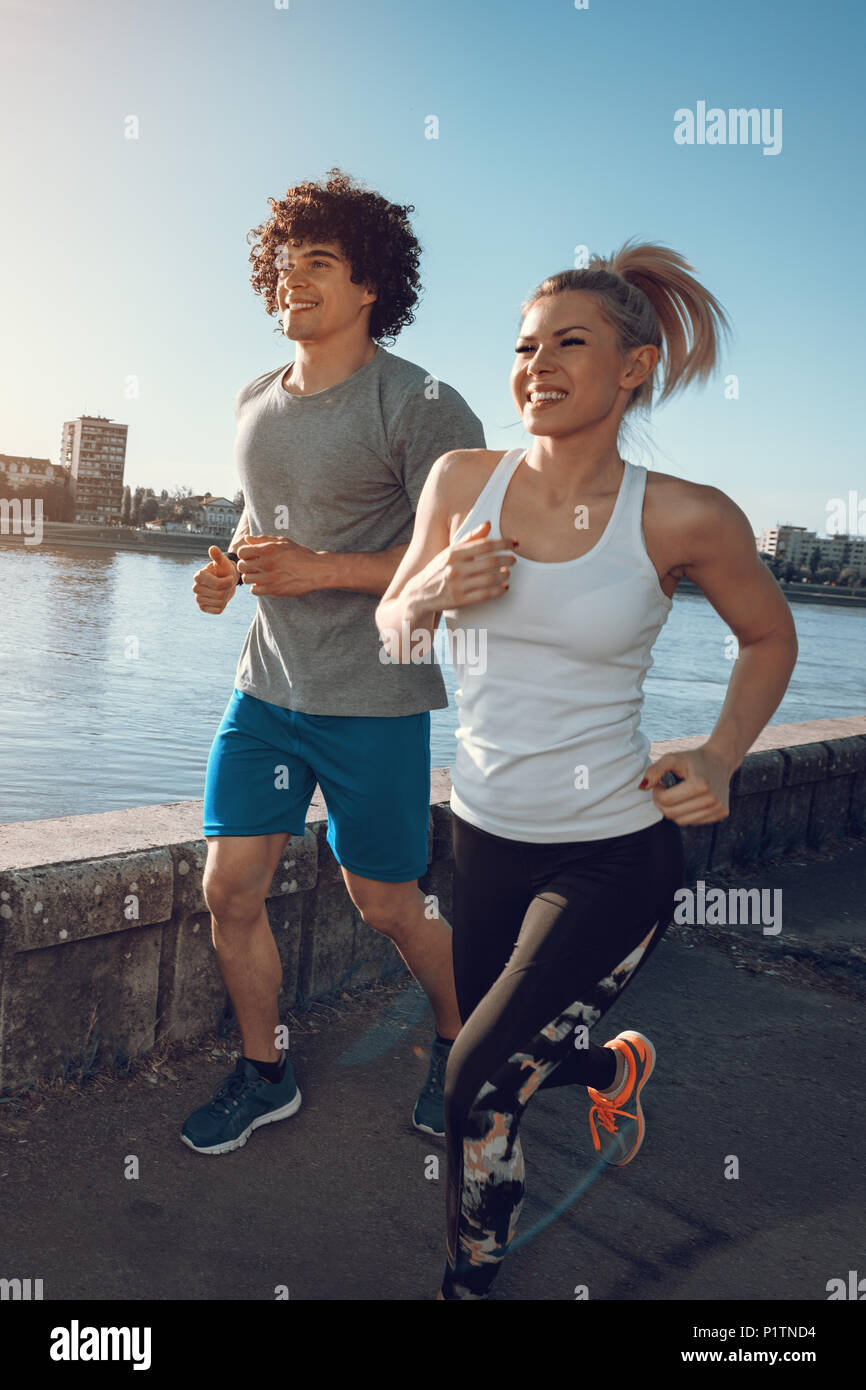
[510,289,646,438]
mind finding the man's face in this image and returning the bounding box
[275,239,377,342]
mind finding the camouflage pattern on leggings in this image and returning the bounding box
[442,923,658,1300]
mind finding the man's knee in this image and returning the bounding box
[203,841,282,927]
[204,876,266,928]
[345,875,422,941]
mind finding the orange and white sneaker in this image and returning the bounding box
[586,1030,656,1167]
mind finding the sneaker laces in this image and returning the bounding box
[207,1064,257,1116]
[588,1097,637,1152]
[423,1042,449,1095]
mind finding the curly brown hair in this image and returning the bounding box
[245,168,423,345]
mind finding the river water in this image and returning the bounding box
[0,544,863,824]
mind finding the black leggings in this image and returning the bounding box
[441,811,685,1299]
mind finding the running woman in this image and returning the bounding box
[183,170,485,1155]
[376,242,798,1298]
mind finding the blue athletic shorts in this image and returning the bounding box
[203,689,432,882]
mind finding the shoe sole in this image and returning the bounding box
[603,1030,655,1167]
[412,1116,445,1137]
[181,1087,302,1156]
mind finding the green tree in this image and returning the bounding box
[168,485,198,522]
[5,477,75,522]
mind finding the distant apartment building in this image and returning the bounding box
[60,415,128,522]
[0,454,67,488]
[758,524,866,575]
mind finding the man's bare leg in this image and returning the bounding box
[203,831,291,1063]
[341,871,462,1040]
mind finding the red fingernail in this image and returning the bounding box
[639,778,648,789]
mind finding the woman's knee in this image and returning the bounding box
[443,1041,473,1132]
[444,1035,504,1135]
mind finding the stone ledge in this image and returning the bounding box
[4,718,864,873]
[0,849,173,953]
[650,716,866,758]
[1,716,865,1094]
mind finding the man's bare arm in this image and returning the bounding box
[313,543,410,597]
[235,534,410,599]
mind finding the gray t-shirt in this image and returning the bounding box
[232,346,486,716]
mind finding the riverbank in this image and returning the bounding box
[676,576,866,608]
[0,521,226,556]
[2,527,864,600]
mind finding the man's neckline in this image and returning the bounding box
[279,346,381,398]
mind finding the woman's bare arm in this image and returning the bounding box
[679,487,798,774]
[375,451,516,662]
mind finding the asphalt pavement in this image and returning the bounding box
[1,838,864,1302]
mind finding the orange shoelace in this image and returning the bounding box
[588,1098,638,1151]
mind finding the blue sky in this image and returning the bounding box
[2,0,863,535]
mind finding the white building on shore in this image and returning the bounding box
[0,454,68,488]
[194,496,241,535]
[757,524,866,575]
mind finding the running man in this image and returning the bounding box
[182,170,485,1155]
[376,241,798,1298]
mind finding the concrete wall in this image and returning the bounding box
[1,718,865,1096]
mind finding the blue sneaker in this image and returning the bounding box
[181,1052,301,1155]
[412,1036,452,1136]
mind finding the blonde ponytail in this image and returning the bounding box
[521,240,730,411]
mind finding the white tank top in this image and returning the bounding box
[442,448,674,842]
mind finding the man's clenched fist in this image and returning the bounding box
[193,546,239,614]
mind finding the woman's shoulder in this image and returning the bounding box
[424,448,511,536]
[430,447,509,500]
[436,445,508,473]
[643,466,738,529]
